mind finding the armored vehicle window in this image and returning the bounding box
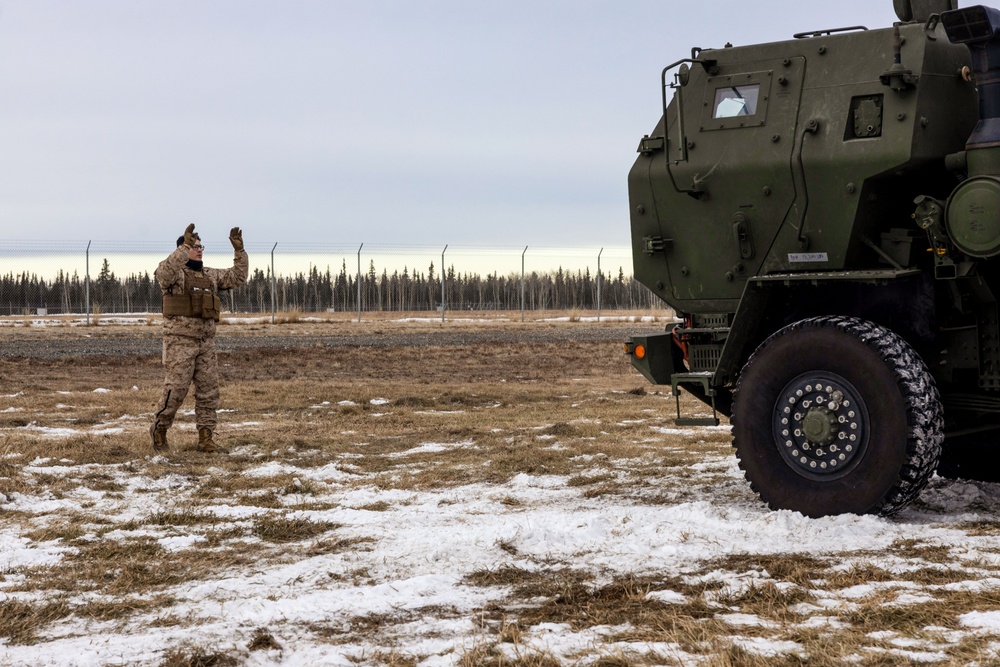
[713,85,760,119]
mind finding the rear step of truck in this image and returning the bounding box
[671,371,720,427]
[670,316,727,427]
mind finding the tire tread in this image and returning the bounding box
[731,316,943,516]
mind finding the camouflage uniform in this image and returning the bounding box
[151,241,248,449]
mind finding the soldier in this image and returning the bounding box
[150,224,249,453]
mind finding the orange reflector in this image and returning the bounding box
[634,344,646,359]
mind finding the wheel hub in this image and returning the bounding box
[801,408,837,445]
[772,372,869,478]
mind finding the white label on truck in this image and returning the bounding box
[788,252,829,263]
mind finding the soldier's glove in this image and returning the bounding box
[183,224,197,247]
[229,227,244,252]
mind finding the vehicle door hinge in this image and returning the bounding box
[643,235,671,255]
[733,212,755,260]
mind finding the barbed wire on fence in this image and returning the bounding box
[0,240,658,317]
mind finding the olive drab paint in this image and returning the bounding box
[625,0,1000,515]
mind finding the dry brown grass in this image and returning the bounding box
[4,318,1000,664]
[0,599,73,645]
[158,645,240,667]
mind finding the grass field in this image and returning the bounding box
[4,315,1000,665]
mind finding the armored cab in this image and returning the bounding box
[625,0,1000,516]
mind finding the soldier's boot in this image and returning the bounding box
[150,424,169,453]
[197,427,229,454]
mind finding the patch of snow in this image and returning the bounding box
[646,589,687,604]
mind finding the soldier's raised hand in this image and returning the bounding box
[183,224,197,247]
[229,227,244,252]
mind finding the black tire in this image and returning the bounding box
[731,316,943,517]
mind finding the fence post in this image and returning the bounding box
[270,243,277,324]
[357,243,363,323]
[85,241,91,324]
[441,244,447,322]
[521,246,528,322]
[597,247,603,322]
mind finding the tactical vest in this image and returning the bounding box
[162,271,221,321]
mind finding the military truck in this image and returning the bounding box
[624,0,1000,517]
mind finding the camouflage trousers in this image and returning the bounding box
[152,334,220,431]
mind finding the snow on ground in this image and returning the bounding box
[4,422,1000,664]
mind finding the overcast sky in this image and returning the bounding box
[0,1,902,249]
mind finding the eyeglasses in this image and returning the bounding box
[192,244,205,250]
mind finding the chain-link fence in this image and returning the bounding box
[0,240,658,318]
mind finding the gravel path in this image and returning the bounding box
[0,323,663,360]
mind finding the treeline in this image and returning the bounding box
[1,259,659,315]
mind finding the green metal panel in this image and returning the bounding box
[630,20,975,316]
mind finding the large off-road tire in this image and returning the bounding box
[731,316,943,517]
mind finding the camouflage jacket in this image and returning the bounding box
[155,246,249,339]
